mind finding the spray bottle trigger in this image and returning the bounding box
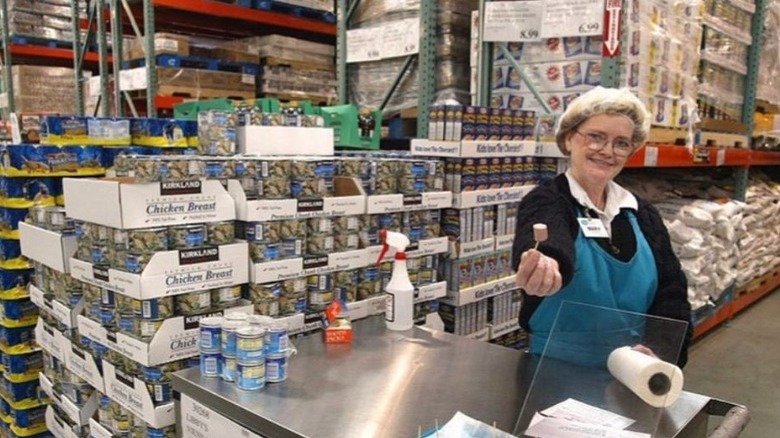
[376,229,389,265]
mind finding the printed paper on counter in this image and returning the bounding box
[540,398,636,429]
[525,416,650,438]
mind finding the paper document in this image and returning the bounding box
[525,416,651,438]
[523,398,649,438]
[421,411,514,438]
[541,398,635,429]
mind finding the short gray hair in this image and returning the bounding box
[554,87,652,156]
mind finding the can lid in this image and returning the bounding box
[236,326,266,337]
[222,320,245,330]
[200,317,225,327]
[225,312,249,322]
[247,315,273,326]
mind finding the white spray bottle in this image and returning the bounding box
[376,230,414,331]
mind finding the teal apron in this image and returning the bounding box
[528,210,658,367]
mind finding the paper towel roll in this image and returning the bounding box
[607,346,684,408]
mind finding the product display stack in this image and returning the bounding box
[231,35,337,104]
[698,0,756,124]
[234,105,451,333]
[0,116,122,438]
[410,104,567,346]
[1,0,82,45]
[18,114,246,438]
[485,0,704,128]
[0,66,91,115]
[120,32,257,103]
[734,172,780,293]
[619,172,745,319]
[623,0,703,128]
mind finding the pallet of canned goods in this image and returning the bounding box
[73,220,236,274]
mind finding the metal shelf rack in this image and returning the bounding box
[335,0,437,138]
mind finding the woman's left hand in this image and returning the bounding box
[632,344,658,358]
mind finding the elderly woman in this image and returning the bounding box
[511,87,691,367]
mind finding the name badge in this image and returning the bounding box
[577,217,609,238]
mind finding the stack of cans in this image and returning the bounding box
[199,314,293,391]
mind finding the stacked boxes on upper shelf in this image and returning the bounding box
[1,66,91,115]
[698,0,756,123]
[622,0,704,128]
[3,0,82,45]
[232,35,337,104]
[411,107,568,342]
[119,32,257,102]
[491,36,604,114]
[20,113,241,436]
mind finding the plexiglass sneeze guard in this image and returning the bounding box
[515,301,689,437]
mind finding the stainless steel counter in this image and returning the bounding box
[172,317,715,438]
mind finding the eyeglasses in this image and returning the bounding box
[574,130,635,157]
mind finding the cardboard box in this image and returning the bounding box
[39,373,99,427]
[102,360,175,428]
[442,275,518,306]
[64,178,236,229]
[365,191,452,214]
[19,222,77,273]
[45,405,83,438]
[123,33,190,60]
[228,178,366,222]
[29,285,83,330]
[493,37,603,65]
[69,242,248,300]
[251,237,448,284]
[78,304,252,367]
[35,319,67,362]
[237,126,335,156]
[65,338,105,393]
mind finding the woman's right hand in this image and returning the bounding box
[516,249,562,296]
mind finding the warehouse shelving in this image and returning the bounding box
[0,0,110,115]
[120,0,334,116]
[336,0,437,137]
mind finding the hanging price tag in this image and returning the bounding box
[541,0,604,38]
[716,149,726,166]
[383,18,420,58]
[346,28,381,63]
[644,146,659,167]
[484,1,543,42]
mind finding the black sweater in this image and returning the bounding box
[511,174,692,367]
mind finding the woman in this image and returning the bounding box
[511,87,691,367]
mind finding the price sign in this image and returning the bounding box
[346,28,381,63]
[382,18,420,58]
[484,1,543,42]
[541,0,605,38]
[644,146,659,167]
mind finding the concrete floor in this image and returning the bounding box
[684,290,780,438]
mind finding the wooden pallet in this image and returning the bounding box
[736,268,780,297]
[699,118,748,135]
[699,131,750,148]
[260,92,335,106]
[648,126,749,148]
[647,127,688,145]
[261,56,334,73]
[130,85,256,101]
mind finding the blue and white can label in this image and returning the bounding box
[265,326,289,355]
[236,361,265,391]
[200,351,222,377]
[198,317,223,352]
[265,352,288,383]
